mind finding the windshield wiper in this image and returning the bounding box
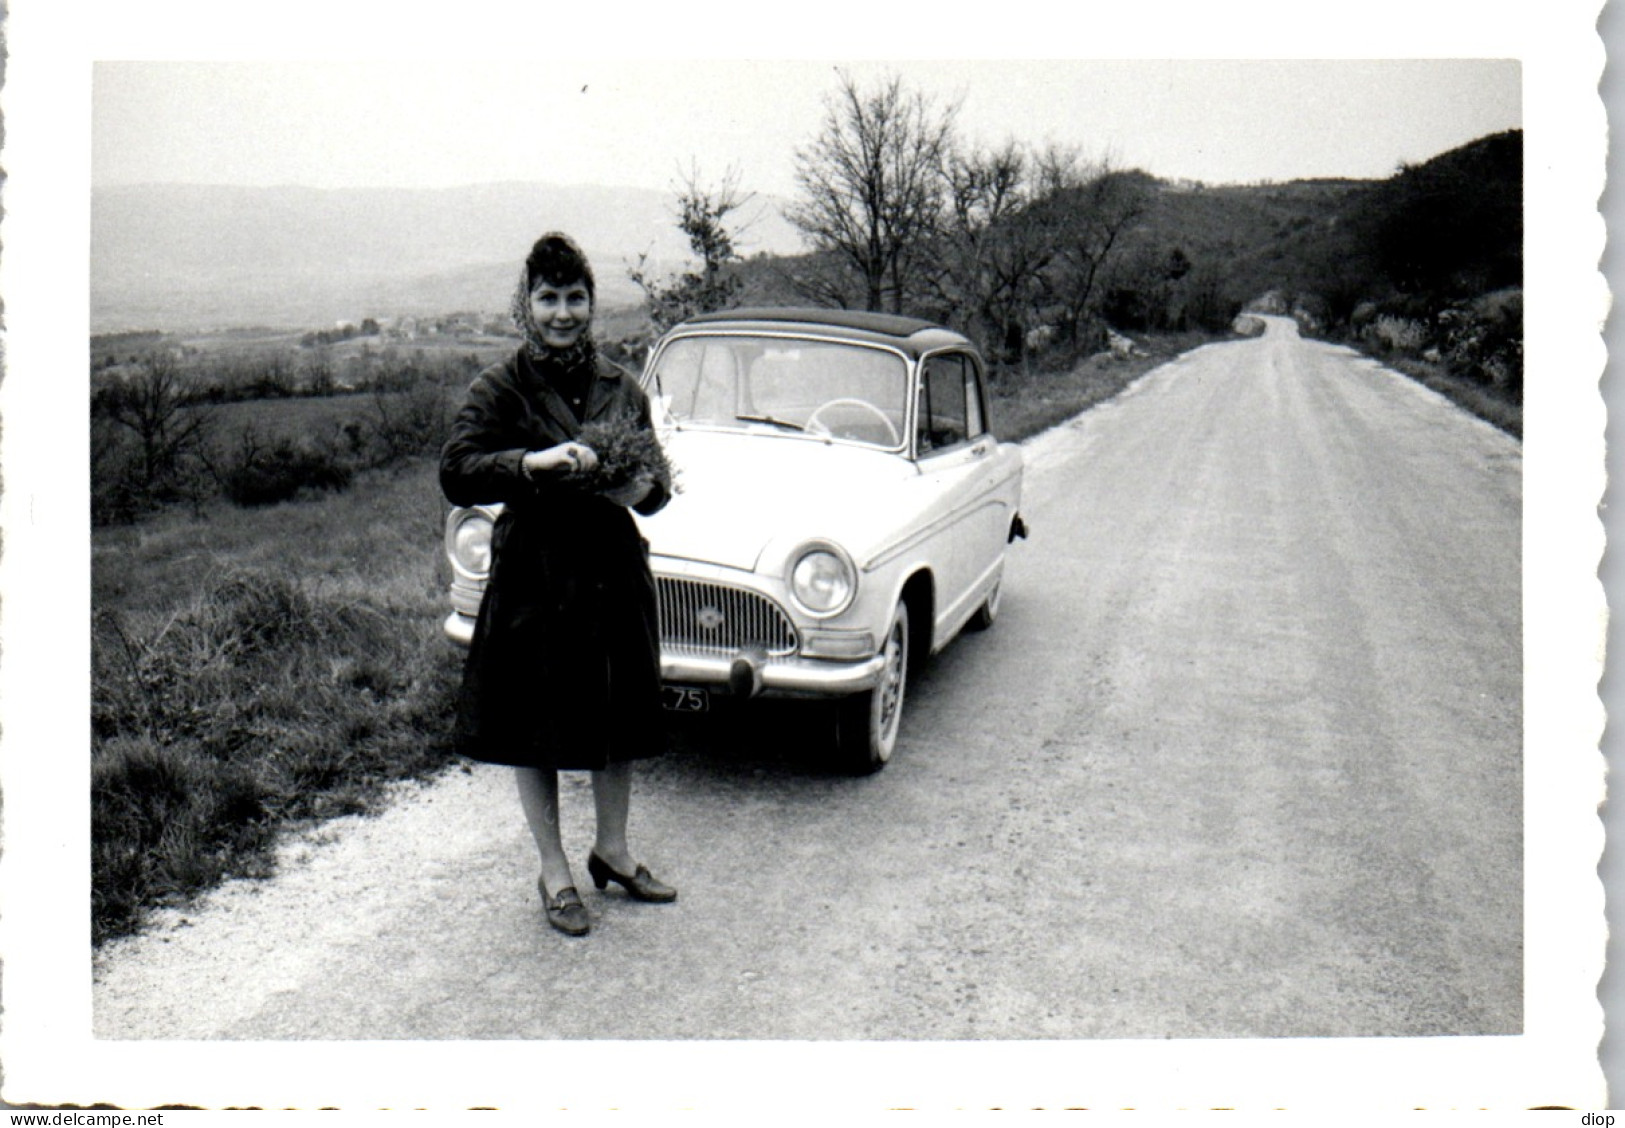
[735,414,806,433]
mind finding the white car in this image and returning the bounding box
[445,308,1026,773]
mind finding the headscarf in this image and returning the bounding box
[511,232,599,371]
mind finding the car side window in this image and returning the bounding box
[917,354,970,454]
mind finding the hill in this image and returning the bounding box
[1140,131,1522,325]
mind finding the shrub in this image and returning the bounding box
[366,380,452,466]
[91,423,158,527]
[1345,289,1522,410]
[1439,288,1522,398]
[1365,314,1430,354]
[214,426,354,507]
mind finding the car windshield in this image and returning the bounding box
[646,334,910,449]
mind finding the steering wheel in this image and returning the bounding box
[805,398,902,446]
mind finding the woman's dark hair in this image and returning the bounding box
[525,232,596,301]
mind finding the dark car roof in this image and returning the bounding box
[673,307,973,357]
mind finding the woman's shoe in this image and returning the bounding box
[539,879,590,936]
[587,852,677,903]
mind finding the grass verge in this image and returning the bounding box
[92,459,463,944]
[1370,354,1522,439]
[991,330,1218,442]
[1310,334,1522,440]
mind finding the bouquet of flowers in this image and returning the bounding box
[568,415,680,496]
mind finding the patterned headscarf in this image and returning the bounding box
[511,232,598,369]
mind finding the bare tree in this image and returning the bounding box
[96,352,210,492]
[1045,165,1155,345]
[931,141,1026,357]
[929,140,1073,369]
[301,347,337,396]
[678,162,753,289]
[630,162,755,332]
[774,252,856,310]
[370,379,451,464]
[788,70,958,313]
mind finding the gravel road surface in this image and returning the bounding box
[94,316,1522,1041]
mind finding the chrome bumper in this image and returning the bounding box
[661,649,887,697]
[442,611,886,697]
[444,610,476,647]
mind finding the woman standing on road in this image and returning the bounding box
[440,232,677,937]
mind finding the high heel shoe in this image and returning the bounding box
[539,878,590,936]
[587,852,677,903]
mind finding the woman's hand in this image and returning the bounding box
[603,475,654,508]
[523,442,599,477]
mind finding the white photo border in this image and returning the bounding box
[0,0,1608,1110]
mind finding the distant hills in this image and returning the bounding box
[91,181,805,333]
[94,132,1522,342]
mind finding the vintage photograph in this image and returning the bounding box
[0,0,1609,1112]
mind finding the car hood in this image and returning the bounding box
[636,428,916,572]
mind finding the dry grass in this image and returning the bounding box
[1373,354,1522,439]
[92,459,463,943]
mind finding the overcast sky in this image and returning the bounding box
[91,58,1521,199]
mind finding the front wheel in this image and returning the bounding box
[834,601,910,774]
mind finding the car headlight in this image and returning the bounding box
[788,542,856,617]
[448,510,494,577]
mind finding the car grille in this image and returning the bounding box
[656,577,798,657]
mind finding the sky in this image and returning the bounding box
[90,58,1522,200]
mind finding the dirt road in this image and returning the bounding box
[94,317,1521,1042]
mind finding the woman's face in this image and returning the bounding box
[529,280,592,349]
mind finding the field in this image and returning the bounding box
[88,327,1223,944]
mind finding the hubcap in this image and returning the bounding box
[877,613,906,741]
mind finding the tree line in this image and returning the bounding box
[90,348,487,525]
[633,71,1521,410]
[632,70,1232,374]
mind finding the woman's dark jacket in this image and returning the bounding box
[440,349,672,770]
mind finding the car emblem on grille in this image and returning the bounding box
[696,605,725,631]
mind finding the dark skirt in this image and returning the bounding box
[454,497,666,771]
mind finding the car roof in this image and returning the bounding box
[672,307,974,358]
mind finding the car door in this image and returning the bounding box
[913,351,992,639]
[959,353,1020,605]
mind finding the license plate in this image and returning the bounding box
[662,686,709,713]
